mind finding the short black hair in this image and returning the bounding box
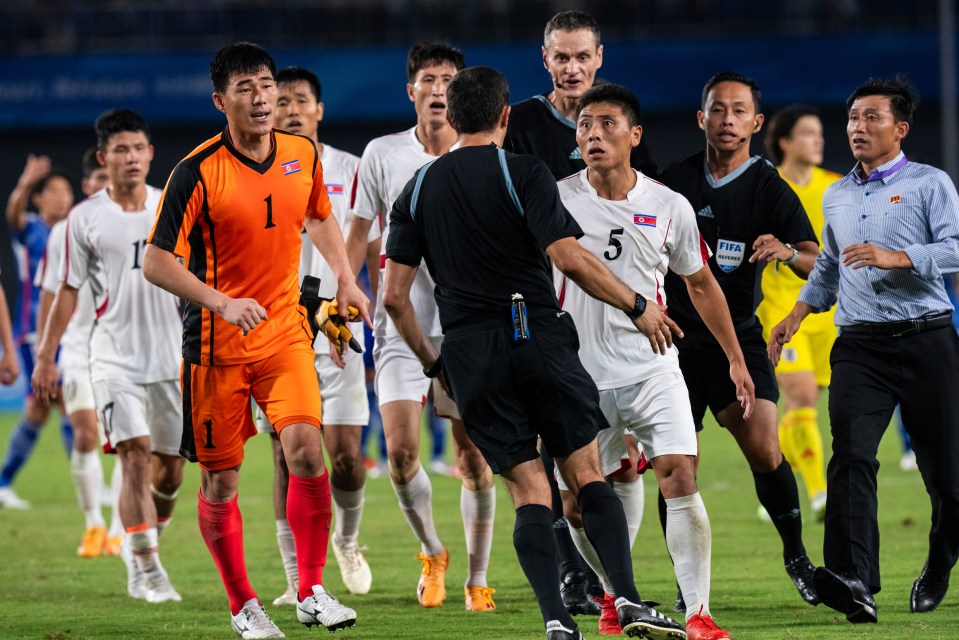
[446,67,509,135]
[544,11,601,47]
[276,66,322,102]
[31,169,74,201]
[210,41,276,93]
[577,83,642,127]
[765,105,819,165]
[95,109,151,150]
[846,75,918,125]
[407,41,465,82]
[81,146,103,179]
[702,71,762,113]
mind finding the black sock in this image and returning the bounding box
[657,488,668,541]
[578,481,641,603]
[514,504,575,628]
[543,450,589,579]
[754,456,806,559]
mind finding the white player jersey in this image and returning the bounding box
[62,186,181,384]
[557,169,709,389]
[353,126,443,338]
[35,218,96,372]
[300,144,380,299]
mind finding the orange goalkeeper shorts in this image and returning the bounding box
[181,341,321,470]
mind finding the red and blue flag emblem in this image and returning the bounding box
[282,159,301,175]
[633,214,656,227]
[325,184,344,195]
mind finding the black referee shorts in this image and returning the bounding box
[441,310,608,474]
[676,323,779,432]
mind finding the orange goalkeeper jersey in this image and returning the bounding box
[150,128,332,366]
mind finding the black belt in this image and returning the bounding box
[840,311,953,337]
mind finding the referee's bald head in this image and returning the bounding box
[447,67,510,134]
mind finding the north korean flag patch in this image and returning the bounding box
[282,159,301,176]
[889,194,901,204]
[633,214,657,227]
[325,184,344,195]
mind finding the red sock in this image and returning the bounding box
[287,471,332,600]
[197,490,257,614]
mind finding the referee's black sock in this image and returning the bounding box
[754,456,806,559]
[579,481,642,603]
[514,504,575,628]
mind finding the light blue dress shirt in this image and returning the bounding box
[798,151,959,325]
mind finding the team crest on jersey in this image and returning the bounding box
[282,160,302,175]
[782,346,798,363]
[325,184,344,195]
[569,147,582,160]
[633,214,656,227]
[715,238,745,272]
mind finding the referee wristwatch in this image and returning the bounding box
[624,293,647,320]
[423,356,443,379]
[781,243,800,266]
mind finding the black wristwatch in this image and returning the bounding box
[624,293,647,320]
[423,356,443,379]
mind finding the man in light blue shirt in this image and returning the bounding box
[769,76,959,624]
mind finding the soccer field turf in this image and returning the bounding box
[0,405,955,639]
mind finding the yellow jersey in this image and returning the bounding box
[758,166,842,333]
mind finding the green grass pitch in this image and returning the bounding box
[0,403,955,639]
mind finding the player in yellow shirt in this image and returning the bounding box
[757,106,841,522]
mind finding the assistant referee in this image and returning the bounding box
[382,65,685,640]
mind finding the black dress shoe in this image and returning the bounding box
[560,571,601,616]
[784,554,821,605]
[911,563,950,613]
[813,566,877,624]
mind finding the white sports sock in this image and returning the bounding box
[275,518,299,588]
[157,517,172,536]
[71,449,105,528]
[108,462,124,538]
[569,524,614,595]
[391,465,444,555]
[128,527,160,575]
[331,486,365,546]
[665,492,712,620]
[460,484,495,587]
[613,475,644,548]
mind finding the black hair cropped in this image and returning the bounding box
[846,75,918,125]
[577,83,642,127]
[276,66,322,102]
[210,41,276,93]
[407,41,465,82]
[447,66,509,134]
[765,105,819,165]
[95,109,151,150]
[702,71,762,113]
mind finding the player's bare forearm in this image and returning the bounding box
[35,284,79,364]
[36,290,54,346]
[0,287,17,355]
[143,245,227,314]
[683,267,745,366]
[344,216,375,281]
[366,237,381,302]
[7,155,50,230]
[546,237,635,311]
[305,215,353,283]
[383,259,437,368]
[787,241,820,279]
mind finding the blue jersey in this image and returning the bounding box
[13,213,51,343]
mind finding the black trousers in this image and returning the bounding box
[825,326,959,593]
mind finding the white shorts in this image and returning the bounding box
[61,366,95,415]
[556,372,697,491]
[92,379,182,456]
[373,334,460,419]
[255,336,370,434]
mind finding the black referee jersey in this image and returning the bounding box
[504,93,658,181]
[386,144,582,332]
[660,151,817,345]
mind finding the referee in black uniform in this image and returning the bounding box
[383,66,686,640]
[660,71,822,607]
[503,11,652,611]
